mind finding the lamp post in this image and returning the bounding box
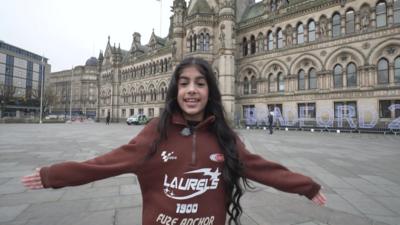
[39,58,45,124]
[69,66,73,121]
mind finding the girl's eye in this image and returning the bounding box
[197,83,206,86]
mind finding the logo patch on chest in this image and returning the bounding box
[209,153,224,163]
[161,151,177,162]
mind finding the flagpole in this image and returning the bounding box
[159,0,162,36]
[39,57,45,124]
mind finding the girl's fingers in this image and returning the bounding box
[21,169,44,190]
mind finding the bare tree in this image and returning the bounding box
[0,84,16,117]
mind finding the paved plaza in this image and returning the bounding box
[0,123,399,225]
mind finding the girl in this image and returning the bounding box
[22,57,326,225]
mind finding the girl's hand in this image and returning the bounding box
[312,191,327,206]
[21,168,44,190]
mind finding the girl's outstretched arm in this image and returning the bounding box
[21,168,44,190]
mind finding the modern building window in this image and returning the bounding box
[250,76,257,94]
[244,77,249,95]
[243,37,248,56]
[377,58,389,84]
[250,35,256,54]
[395,57,400,83]
[334,101,357,118]
[268,74,273,92]
[346,10,355,34]
[395,0,400,24]
[376,1,387,28]
[333,64,343,88]
[298,69,305,90]
[298,103,316,118]
[297,24,304,44]
[308,20,316,42]
[347,63,357,87]
[277,72,284,91]
[267,31,274,50]
[276,29,283,49]
[309,68,317,89]
[332,13,341,37]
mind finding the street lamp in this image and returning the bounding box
[39,57,45,124]
[69,66,73,121]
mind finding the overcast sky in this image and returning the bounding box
[1,0,176,72]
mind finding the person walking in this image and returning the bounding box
[268,110,274,134]
[21,57,326,225]
[106,112,110,125]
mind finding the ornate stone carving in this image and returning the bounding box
[219,24,226,48]
[320,50,327,57]
[386,46,397,55]
[319,19,328,38]
[361,9,370,32]
[286,56,292,62]
[362,42,370,49]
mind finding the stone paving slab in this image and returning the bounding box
[0,123,399,225]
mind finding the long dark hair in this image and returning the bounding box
[150,57,250,224]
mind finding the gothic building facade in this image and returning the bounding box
[50,0,400,129]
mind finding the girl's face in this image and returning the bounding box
[177,66,209,121]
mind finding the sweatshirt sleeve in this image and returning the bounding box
[236,136,320,199]
[39,119,159,189]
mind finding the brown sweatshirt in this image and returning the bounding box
[40,113,320,225]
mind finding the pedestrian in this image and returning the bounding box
[106,112,110,125]
[268,109,274,134]
[21,57,326,225]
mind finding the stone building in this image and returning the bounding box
[50,0,400,130]
[48,57,98,118]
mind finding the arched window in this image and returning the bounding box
[244,77,249,95]
[164,59,168,72]
[376,1,387,28]
[243,37,248,56]
[395,0,400,24]
[309,68,317,89]
[333,64,343,88]
[251,76,257,94]
[189,36,193,52]
[298,70,305,90]
[205,34,210,51]
[332,13,341,37]
[377,58,389,84]
[268,74,273,92]
[276,29,283,49]
[308,21,316,42]
[347,63,357,87]
[277,73,284,92]
[395,57,400,83]
[250,35,256,54]
[199,33,204,51]
[267,31,274,50]
[160,60,164,73]
[346,10,355,34]
[297,24,304,44]
[193,34,197,51]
